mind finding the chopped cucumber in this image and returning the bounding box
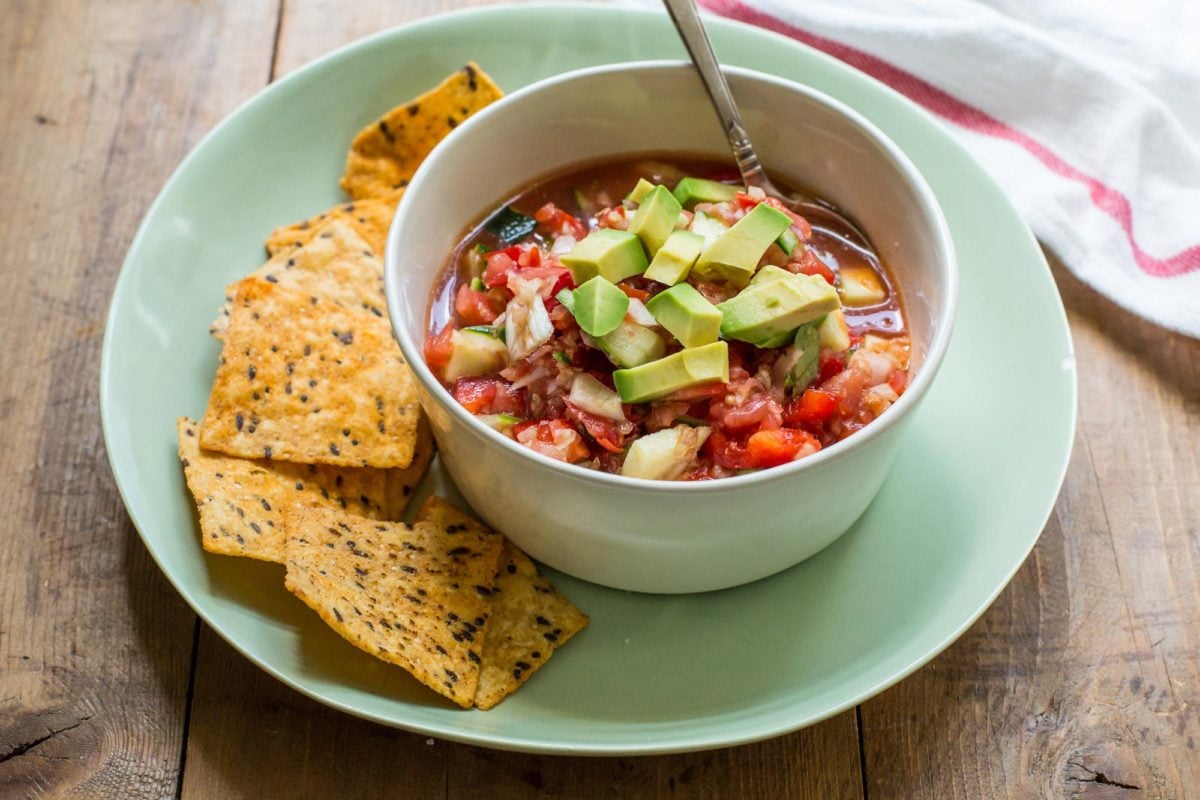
[555,287,575,313]
[442,328,508,381]
[778,228,800,256]
[486,206,537,244]
[790,322,820,392]
[469,276,485,291]
[620,425,711,480]
[569,374,626,421]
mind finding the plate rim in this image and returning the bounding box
[100,1,1078,755]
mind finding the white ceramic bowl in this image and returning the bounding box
[386,62,956,594]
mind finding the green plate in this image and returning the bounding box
[101,3,1075,754]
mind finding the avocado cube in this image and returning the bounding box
[644,230,705,286]
[628,185,683,257]
[692,203,792,287]
[572,276,629,337]
[626,178,658,204]
[645,283,722,348]
[672,177,738,210]
[561,229,648,284]
[749,264,794,286]
[596,320,665,368]
[717,271,840,346]
[612,342,730,403]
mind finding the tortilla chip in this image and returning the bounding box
[283,505,504,708]
[200,277,419,468]
[264,190,403,259]
[211,221,387,339]
[415,497,588,710]
[341,63,503,200]
[177,417,394,562]
[384,415,434,520]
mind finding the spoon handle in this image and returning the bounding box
[661,0,767,189]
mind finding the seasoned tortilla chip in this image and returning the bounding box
[415,497,588,710]
[283,505,504,708]
[200,277,419,468]
[384,415,434,520]
[211,221,387,339]
[177,417,393,562]
[264,190,403,259]
[341,63,503,200]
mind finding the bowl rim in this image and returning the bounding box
[385,59,958,493]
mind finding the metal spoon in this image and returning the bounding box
[661,0,866,242]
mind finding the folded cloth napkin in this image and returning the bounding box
[652,0,1200,337]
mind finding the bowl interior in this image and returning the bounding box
[388,62,952,393]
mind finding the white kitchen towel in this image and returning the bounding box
[668,0,1200,337]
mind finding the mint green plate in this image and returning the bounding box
[101,3,1075,755]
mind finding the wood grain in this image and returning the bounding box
[0,0,278,796]
[858,257,1200,799]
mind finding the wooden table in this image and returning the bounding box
[3,1,1197,796]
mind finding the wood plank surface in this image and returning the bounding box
[0,1,278,797]
[858,261,1200,798]
[2,0,1198,798]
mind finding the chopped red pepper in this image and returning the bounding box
[744,428,819,468]
[784,389,839,426]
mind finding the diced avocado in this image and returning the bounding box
[561,229,648,284]
[572,276,629,337]
[645,283,722,348]
[612,341,729,403]
[596,320,665,368]
[778,228,800,256]
[838,265,888,306]
[626,178,657,204]
[756,329,795,349]
[620,425,712,480]
[672,177,738,209]
[628,185,683,257]
[442,328,508,381]
[717,271,840,346]
[689,211,729,249]
[644,230,705,285]
[692,203,793,286]
[790,321,821,391]
[818,308,852,352]
[749,264,794,287]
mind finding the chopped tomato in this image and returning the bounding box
[818,352,845,383]
[452,377,497,413]
[534,202,587,239]
[704,430,754,470]
[514,418,590,462]
[617,283,650,302]
[483,249,519,287]
[795,249,836,285]
[517,245,542,268]
[566,402,625,452]
[784,389,839,426]
[745,429,819,468]
[888,369,908,395]
[423,324,454,371]
[454,285,503,325]
[515,266,573,297]
[733,191,760,210]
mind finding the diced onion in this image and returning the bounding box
[505,277,554,360]
[625,298,657,327]
[569,374,626,421]
[550,235,576,256]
